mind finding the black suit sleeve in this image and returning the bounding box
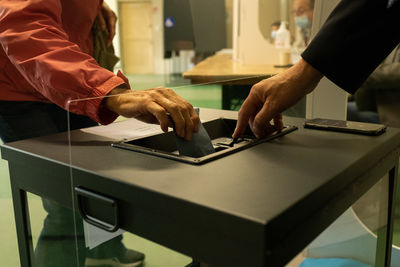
[302,0,400,94]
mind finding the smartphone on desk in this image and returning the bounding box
[304,118,386,136]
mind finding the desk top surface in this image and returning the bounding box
[183,54,288,83]
[3,109,399,225]
[2,109,400,265]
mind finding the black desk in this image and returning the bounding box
[2,109,399,267]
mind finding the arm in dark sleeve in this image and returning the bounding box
[302,0,400,94]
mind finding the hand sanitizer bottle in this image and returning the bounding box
[274,21,291,49]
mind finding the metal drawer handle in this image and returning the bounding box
[74,187,120,232]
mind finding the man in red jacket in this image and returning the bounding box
[0,1,199,266]
[0,0,198,141]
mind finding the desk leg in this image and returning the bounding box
[375,164,399,267]
[10,183,34,267]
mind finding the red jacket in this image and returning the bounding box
[0,0,128,124]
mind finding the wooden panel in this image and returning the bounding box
[119,1,154,74]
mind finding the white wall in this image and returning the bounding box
[104,0,121,68]
[105,0,165,74]
[305,0,348,120]
[234,0,280,64]
[104,0,119,53]
[151,0,165,74]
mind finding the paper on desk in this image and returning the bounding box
[84,221,125,250]
[81,118,163,140]
[81,113,208,141]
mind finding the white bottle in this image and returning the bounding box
[274,21,291,50]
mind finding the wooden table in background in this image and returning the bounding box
[183,53,288,84]
[183,54,289,109]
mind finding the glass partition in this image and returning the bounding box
[66,78,264,267]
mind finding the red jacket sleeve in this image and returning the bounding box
[0,0,128,124]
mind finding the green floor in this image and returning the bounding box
[1,74,400,266]
[127,74,222,110]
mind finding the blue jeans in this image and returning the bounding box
[0,101,125,266]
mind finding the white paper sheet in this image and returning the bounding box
[83,221,126,250]
[81,118,163,140]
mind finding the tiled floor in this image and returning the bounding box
[1,74,400,267]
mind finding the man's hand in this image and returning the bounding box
[233,59,323,139]
[97,1,117,47]
[104,87,200,141]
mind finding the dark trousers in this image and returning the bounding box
[0,101,125,266]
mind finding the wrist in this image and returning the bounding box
[296,58,323,94]
[104,87,131,113]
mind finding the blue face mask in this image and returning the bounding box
[271,30,277,39]
[295,15,311,29]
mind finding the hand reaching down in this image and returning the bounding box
[104,87,200,141]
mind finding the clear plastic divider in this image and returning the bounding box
[66,77,263,267]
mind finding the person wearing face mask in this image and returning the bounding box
[292,0,314,52]
[270,20,281,44]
